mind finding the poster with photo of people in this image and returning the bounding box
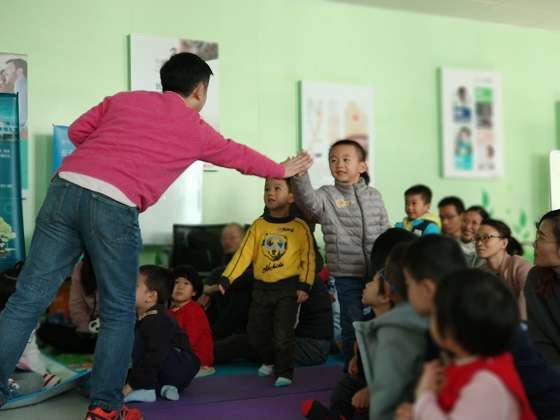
[0,53,28,194]
[441,68,503,178]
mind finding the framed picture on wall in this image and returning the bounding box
[441,68,504,178]
[299,81,374,188]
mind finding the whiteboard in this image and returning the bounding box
[550,151,560,210]
[139,162,203,245]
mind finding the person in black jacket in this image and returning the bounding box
[123,265,200,403]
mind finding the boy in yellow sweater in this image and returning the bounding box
[219,178,316,387]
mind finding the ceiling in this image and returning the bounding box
[330,0,560,32]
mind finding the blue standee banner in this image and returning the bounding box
[52,125,74,173]
[0,93,25,270]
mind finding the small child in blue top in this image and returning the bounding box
[395,185,440,236]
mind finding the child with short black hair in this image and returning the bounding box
[291,139,390,368]
[412,269,535,420]
[396,185,440,236]
[169,265,215,377]
[302,229,419,420]
[219,177,316,387]
[123,265,199,403]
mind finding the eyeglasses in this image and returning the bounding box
[474,234,504,243]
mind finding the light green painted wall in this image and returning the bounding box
[1,0,559,256]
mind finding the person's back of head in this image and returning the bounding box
[434,268,518,356]
[403,234,467,284]
[370,228,417,274]
[139,265,173,305]
[160,52,213,98]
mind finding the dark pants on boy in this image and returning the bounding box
[131,345,200,395]
[247,281,298,379]
[214,334,330,367]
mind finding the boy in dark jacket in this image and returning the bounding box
[123,265,200,403]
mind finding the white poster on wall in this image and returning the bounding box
[129,34,219,244]
[299,81,374,188]
[441,68,503,178]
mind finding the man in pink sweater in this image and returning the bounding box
[0,53,312,420]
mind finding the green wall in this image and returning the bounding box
[2,0,558,255]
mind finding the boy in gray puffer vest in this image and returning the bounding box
[291,139,390,367]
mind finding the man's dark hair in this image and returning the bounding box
[6,58,27,77]
[139,265,173,304]
[403,235,467,284]
[405,184,432,204]
[172,265,203,298]
[435,269,518,355]
[160,52,213,97]
[465,205,490,222]
[437,196,465,214]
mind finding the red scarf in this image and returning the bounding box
[438,353,535,420]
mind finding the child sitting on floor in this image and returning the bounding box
[411,269,535,420]
[123,265,200,403]
[169,265,215,377]
[302,228,420,420]
[395,185,440,236]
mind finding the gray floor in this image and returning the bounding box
[0,389,88,420]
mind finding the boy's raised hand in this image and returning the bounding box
[281,151,313,178]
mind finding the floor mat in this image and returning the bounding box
[129,364,343,419]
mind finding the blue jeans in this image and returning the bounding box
[334,276,366,367]
[0,177,142,411]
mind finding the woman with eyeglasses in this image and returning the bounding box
[525,210,560,368]
[475,219,530,320]
[459,205,489,267]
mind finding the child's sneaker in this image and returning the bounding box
[257,364,274,377]
[195,366,216,378]
[161,385,179,401]
[274,376,292,387]
[85,405,143,420]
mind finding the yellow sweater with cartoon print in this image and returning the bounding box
[220,215,316,291]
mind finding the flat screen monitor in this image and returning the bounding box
[170,224,227,274]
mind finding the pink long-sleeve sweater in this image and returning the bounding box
[59,90,284,211]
